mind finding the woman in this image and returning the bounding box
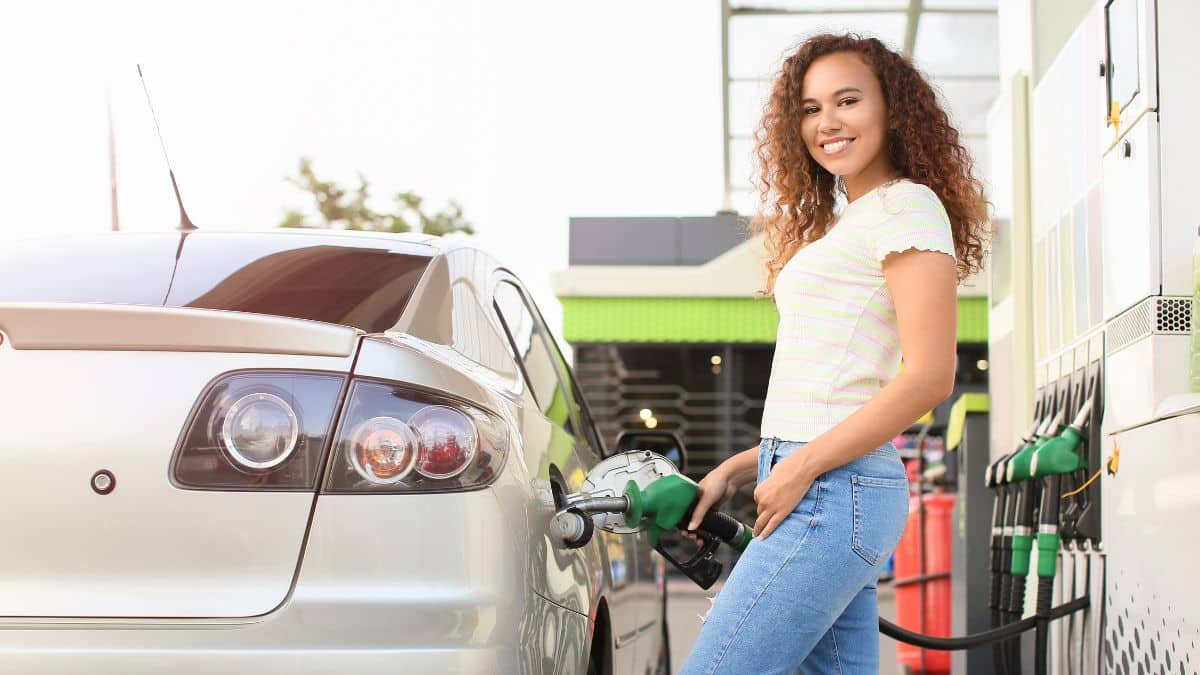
[679,34,989,674]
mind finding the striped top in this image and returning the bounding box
[759,179,956,442]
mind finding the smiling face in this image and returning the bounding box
[799,51,898,200]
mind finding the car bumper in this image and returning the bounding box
[0,490,589,674]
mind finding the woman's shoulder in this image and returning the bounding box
[879,178,941,204]
[877,179,949,222]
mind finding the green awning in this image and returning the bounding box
[561,296,988,344]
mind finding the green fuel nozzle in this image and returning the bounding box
[1031,399,1092,479]
[626,473,755,589]
[1004,409,1066,614]
[556,452,756,590]
[1007,409,1064,484]
[1030,399,1095,618]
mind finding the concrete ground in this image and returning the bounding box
[666,578,901,674]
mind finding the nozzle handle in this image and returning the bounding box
[694,510,753,552]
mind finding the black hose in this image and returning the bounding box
[1037,575,1055,618]
[879,596,1088,651]
[1034,619,1049,675]
[696,510,744,546]
[1009,574,1027,617]
[1005,572,1028,674]
[991,609,1006,674]
[1006,619,1023,675]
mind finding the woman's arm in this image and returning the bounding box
[753,248,958,539]
[683,443,760,532]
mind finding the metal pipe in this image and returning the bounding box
[568,496,629,515]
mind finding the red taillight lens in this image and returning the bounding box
[411,406,478,479]
[326,380,508,493]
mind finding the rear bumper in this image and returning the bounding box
[0,594,588,675]
[0,490,589,673]
[0,647,515,675]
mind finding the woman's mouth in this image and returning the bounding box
[821,138,854,156]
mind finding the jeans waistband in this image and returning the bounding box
[760,436,897,459]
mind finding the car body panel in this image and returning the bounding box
[0,346,355,618]
[0,489,588,675]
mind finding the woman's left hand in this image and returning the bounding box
[752,456,816,540]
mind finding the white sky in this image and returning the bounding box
[0,0,725,337]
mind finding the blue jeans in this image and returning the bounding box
[679,437,909,675]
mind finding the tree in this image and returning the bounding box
[279,156,474,235]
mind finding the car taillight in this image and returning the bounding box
[221,392,300,470]
[410,405,478,479]
[348,416,419,484]
[172,371,346,490]
[325,380,508,493]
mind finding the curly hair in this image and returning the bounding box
[750,33,990,293]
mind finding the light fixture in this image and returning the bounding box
[711,354,722,366]
[639,408,652,420]
[977,359,989,371]
[644,417,658,429]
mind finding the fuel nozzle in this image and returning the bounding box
[1008,409,1063,484]
[1031,399,1092,479]
[1003,408,1064,620]
[552,451,757,589]
[1031,399,1095,618]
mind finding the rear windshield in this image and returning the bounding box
[0,232,431,333]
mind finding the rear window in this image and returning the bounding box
[0,232,432,333]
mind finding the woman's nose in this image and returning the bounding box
[818,109,842,133]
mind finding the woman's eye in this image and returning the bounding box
[839,98,859,106]
[804,107,819,115]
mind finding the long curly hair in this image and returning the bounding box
[751,33,990,294]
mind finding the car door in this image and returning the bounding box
[492,275,644,673]
[520,282,656,673]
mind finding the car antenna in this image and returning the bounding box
[137,64,197,232]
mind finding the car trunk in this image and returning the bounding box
[0,303,361,618]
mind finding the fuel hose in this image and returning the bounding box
[878,595,1088,650]
[683,506,754,553]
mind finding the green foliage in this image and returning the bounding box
[279,156,474,235]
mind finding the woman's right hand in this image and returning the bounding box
[681,465,739,543]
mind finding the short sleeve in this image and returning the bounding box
[870,184,957,263]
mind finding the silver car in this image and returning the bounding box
[0,230,669,674]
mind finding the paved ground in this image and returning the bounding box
[666,578,901,674]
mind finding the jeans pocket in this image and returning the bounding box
[850,475,909,566]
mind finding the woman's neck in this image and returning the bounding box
[843,159,902,203]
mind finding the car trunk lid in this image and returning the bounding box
[0,304,359,618]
